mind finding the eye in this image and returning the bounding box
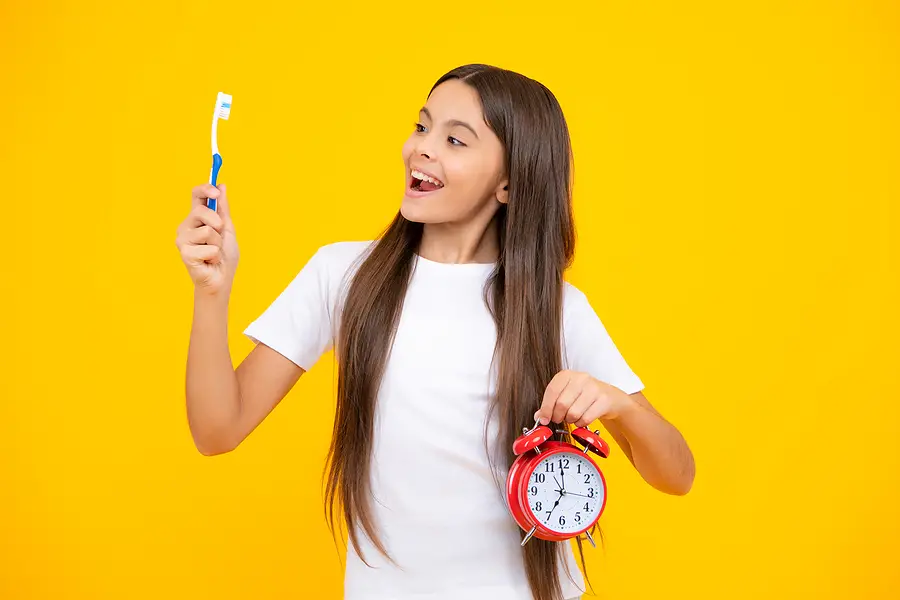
[414,122,427,133]
[448,136,466,147]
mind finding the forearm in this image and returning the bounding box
[185,291,241,455]
[611,398,695,495]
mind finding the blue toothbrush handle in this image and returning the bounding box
[208,153,223,212]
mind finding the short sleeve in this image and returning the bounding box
[242,247,335,371]
[562,283,645,395]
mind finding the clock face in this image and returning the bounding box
[525,450,605,534]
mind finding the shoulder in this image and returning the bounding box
[302,240,376,285]
[305,240,376,305]
[562,280,591,314]
[559,280,644,393]
[312,240,375,271]
[561,280,607,335]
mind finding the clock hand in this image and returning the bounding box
[553,475,563,494]
[544,493,563,523]
[563,491,593,499]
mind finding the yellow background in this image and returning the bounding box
[2,0,898,598]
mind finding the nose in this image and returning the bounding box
[413,132,437,161]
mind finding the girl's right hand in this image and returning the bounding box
[175,183,240,297]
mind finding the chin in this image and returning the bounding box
[400,197,441,224]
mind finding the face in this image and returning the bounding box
[527,450,605,534]
[401,79,509,224]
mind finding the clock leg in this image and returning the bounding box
[584,530,596,548]
[521,526,537,547]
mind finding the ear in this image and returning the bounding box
[496,179,509,205]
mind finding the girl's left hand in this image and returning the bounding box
[534,370,632,427]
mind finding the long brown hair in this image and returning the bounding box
[324,64,594,600]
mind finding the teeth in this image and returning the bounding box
[411,169,443,187]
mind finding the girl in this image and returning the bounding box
[176,64,694,600]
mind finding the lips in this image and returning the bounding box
[410,167,444,187]
[407,166,444,198]
[406,178,441,198]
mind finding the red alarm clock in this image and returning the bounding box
[506,420,611,547]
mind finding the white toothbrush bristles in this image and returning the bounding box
[217,92,232,120]
[211,92,232,156]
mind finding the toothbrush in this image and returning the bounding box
[208,91,232,212]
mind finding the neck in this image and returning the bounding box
[417,211,501,264]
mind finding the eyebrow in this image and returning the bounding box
[420,107,479,140]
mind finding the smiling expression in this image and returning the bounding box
[400,78,509,224]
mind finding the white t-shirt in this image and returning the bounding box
[243,241,645,600]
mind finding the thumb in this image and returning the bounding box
[215,183,232,222]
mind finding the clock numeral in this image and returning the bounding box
[558,458,570,470]
[575,512,582,522]
[584,503,590,511]
[530,486,538,496]
[545,462,555,473]
[535,473,546,483]
[588,487,595,498]
[534,502,542,511]
[577,464,582,474]
[559,515,566,526]
[584,474,591,484]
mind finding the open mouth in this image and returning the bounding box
[409,168,445,193]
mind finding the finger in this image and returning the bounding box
[565,391,595,426]
[182,243,221,265]
[536,371,572,425]
[551,379,585,424]
[192,184,220,209]
[187,225,223,248]
[214,183,232,223]
[186,204,225,233]
[575,403,606,428]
